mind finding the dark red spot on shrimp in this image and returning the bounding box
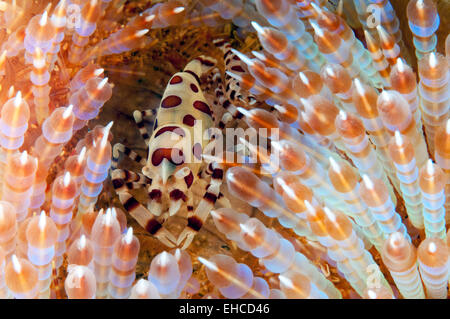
[231,65,245,73]
[112,179,125,190]
[149,189,162,201]
[170,75,183,84]
[154,126,185,138]
[151,148,185,166]
[123,147,131,156]
[170,189,187,201]
[193,101,212,116]
[183,115,196,127]
[187,216,203,232]
[184,171,194,188]
[145,219,162,235]
[212,168,223,180]
[204,192,218,203]
[123,197,140,211]
[190,83,199,93]
[161,95,182,108]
